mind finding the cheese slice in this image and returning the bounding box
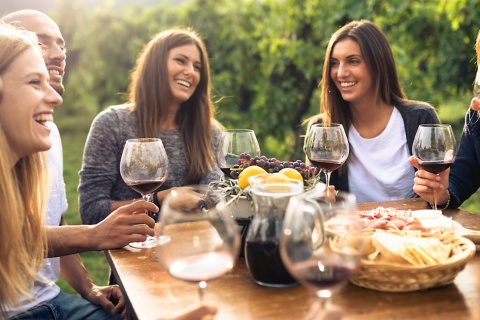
[412,210,453,232]
[371,230,452,266]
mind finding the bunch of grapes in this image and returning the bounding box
[229,153,317,180]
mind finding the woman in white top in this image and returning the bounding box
[305,19,439,203]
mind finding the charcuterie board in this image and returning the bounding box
[453,220,480,244]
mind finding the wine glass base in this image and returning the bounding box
[158,235,171,245]
[129,236,160,249]
[252,279,298,288]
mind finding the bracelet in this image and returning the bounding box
[430,190,450,210]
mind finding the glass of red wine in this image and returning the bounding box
[280,191,365,319]
[412,124,457,211]
[216,129,261,179]
[156,185,240,305]
[120,138,169,248]
[305,123,349,189]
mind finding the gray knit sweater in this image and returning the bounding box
[79,105,223,225]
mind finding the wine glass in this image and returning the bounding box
[412,124,458,210]
[216,129,261,179]
[305,123,349,189]
[156,185,240,304]
[280,191,365,318]
[120,138,169,248]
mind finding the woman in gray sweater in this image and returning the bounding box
[304,20,439,203]
[79,28,222,226]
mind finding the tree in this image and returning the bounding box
[52,0,480,159]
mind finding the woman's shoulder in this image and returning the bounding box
[396,101,439,122]
[93,104,134,124]
[397,100,435,111]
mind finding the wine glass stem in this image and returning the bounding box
[432,182,437,211]
[317,289,331,309]
[325,171,332,188]
[198,281,207,304]
[143,193,152,203]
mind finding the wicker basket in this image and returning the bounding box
[350,232,476,292]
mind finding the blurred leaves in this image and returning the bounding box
[53,0,480,159]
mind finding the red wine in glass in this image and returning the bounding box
[292,261,357,290]
[415,160,454,175]
[120,138,169,248]
[128,179,166,195]
[305,123,349,188]
[309,159,344,174]
[412,124,457,211]
[281,191,364,316]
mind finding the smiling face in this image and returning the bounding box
[11,13,66,95]
[0,48,62,162]
[330,38,375,107]
[167,44,201,106]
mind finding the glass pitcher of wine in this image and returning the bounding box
[244,174,304,287]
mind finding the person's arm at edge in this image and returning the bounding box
[47,200,158,257]
[60,253,126,317]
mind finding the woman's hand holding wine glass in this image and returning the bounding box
[411,124,457,211]
[216,129,261,179]
[305,124,349,191]
[156,185,240,306]
[120,138,169,248]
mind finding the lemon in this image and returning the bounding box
[238,166,268,189]
[265,172,290,184]
[279,168,304,182]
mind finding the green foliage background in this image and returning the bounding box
[52,0,480,159]
[9,0,480,293]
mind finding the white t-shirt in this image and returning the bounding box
[6,122,68,317]
[348,107,416,203]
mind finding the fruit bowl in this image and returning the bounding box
[228,195,254,219]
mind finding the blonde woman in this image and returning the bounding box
[410,30,480,209]
[0,23,62,316]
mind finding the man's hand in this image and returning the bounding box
[91,200,158,250]
[83,285,126,318]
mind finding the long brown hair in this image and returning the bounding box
[0,23,47,316]
[128,27,215,183]
[320,19,407,136]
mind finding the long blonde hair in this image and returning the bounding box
[128,27,216,183]
[476,29,480,65]
[0,23,47,315]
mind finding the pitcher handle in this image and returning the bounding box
[304,196,326,249]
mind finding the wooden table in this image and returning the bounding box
[105,198,480,320]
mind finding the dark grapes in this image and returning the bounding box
[227,153,317,184]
